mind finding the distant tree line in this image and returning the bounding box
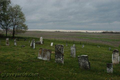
[0,0,28,38]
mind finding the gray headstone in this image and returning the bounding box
[30,39,35,49]
[71,46,76,58]
[78,55,90,69]
[107,63,113,73]
[112,49,119,64]
[82,45,84,48]
[14,39,17,46]
[38,48,51,61]
[55,45,64,64]
[6,38,9,46]
[109,47,111,51]
[73,44,75,47]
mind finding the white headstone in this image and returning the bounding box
[40,37,43,44]
[112,49,119,64]
[50,42,53,46]
[33,40,35,49]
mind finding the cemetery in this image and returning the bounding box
[0,34,120,80]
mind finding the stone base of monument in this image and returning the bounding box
[38,48,51,61]
[107,63,113,73]
[78,55,90,69]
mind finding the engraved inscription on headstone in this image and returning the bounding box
[6,38,9,46]
[107,63,113,73]
[38,48,51,61]
[71,46,76,58]
[14,39,17,46]
[78,55,90,69]
[112,49,119,64]
[55,45,64,64]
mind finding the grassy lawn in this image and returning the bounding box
[0,35,120,80]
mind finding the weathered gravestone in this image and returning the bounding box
[112,49,119,64]
[78,55,90,69]
[40,37,43,44]
[71,46,76,57]
[14,39,17,46]
[30,39,35,49]
[38,48,51,61]
[107,63,113,73]
[6,38,9,46]
[50,42,53,46]
[109,47,111,51]
[73,44,75,47]
[55,45,64,64]
[82,45,84,48]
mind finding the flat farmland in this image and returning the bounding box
[17,31,120,47]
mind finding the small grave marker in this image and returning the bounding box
[112,49,119,64]
[6,38,9,46]
[55,45,64,64]
[82,45,84,48]
[38,48,51,61]
[78,55,90,69]
[107,63,113,73]
[71,46,76,58]
[50,42,53,46]
[14,39,17,46]
[40,37,43,44]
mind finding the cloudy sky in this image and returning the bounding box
[11,0,120,31]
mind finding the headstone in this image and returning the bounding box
[82,45,84,48]
[73,44,75,47]
[107,63,113,73]
[78,55,90,69]
[40,37,43,44]
[38,48,51,61]
[33,40,35,49]
[112,49,119,64]
[6,38,9,46]
[50,42,53,46]
[71,46,76,57]
[14,39,17,46]
[30,39,35,49]
[109,47,111,51]
[55,45,64,64]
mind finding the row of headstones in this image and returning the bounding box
[5,38,119,73]
[38,44,120,73]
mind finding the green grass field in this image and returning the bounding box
[0,35,120,80]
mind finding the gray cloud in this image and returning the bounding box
[11,0,120,31]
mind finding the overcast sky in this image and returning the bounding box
[11,0,120,31]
